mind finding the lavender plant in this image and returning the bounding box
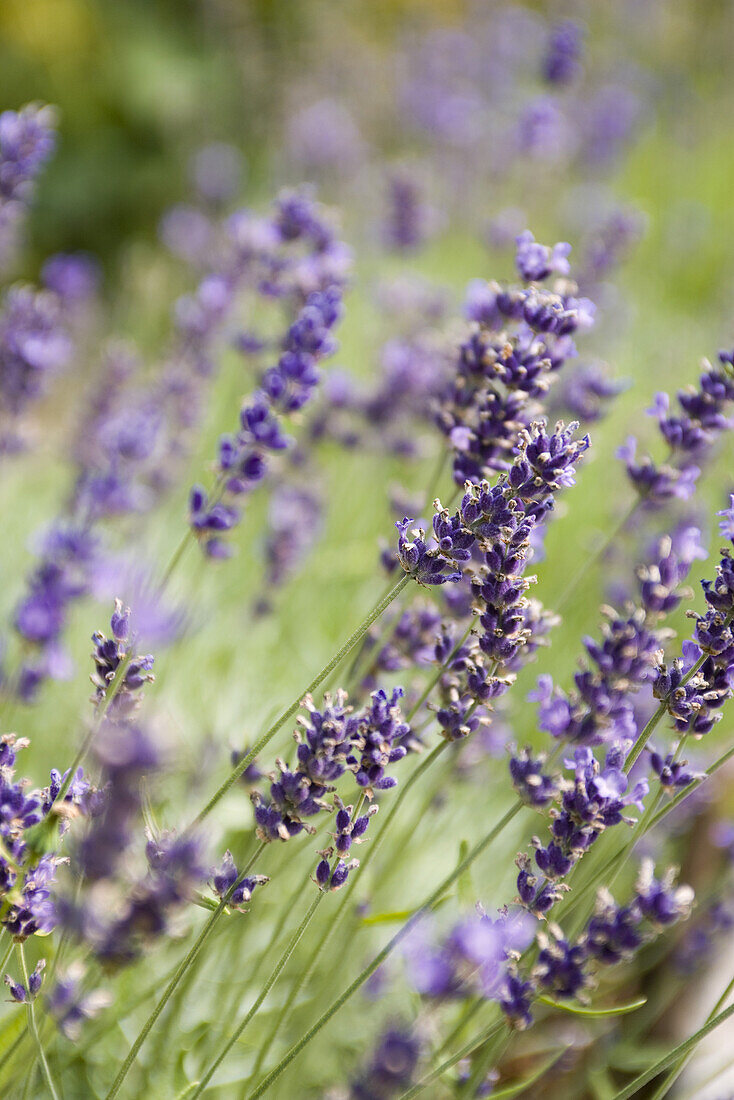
[1,8,734,1097]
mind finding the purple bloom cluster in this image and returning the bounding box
[0,285,72,454]
[531,529,704,746]
[542,20,584,85]
[0,103,56,268]
[46,965,110,1039]
[190,284,343,556]
[252,688,411,844]
[90,600,155,717]
[651,497,734,736]
[517,745,648,916]
[439,234,594,486]
[396,420,589,590]
[383,170,435,252]
[61,613,212,968]
[403,907,534,1001]
[618,352,734,506]
[509,750,559,808]
[0,734,89,942]
[350,1026,422,1100]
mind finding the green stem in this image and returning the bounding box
[647,971,734,1100]
[249,741,451,1088]
[190,574,410,828]
[159,531,192,591]
[196,796,366,1095]
[246,800,524,1099]
[397,1016,504,1100]
[0,930,14,975]
[18,943,59,1100]
[193,892,325,1097]
[105,844,266,1100]
[611,996,734,1100]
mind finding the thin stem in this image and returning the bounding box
[247,800,524,1099]
[647,970,734,1100]
[190,574,410,828]
[18,943,59,1100]
[105,844,266,1100]
[611,996,734,1100]
[0,930,14,975]
[159,531,192,592]
[247,747,449,1085]
[397,1016,504,1100]
[192,891,325,1097]
[199,795,366,1094]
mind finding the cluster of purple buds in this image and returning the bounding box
[211,850,269,910]
[516,745,648,917]
[383,169,435,252]
[5,959,45,1003]
[0,735,90,942]
[531,528,703,746]
[502,863,692,1028]
[358,604,443,696]
[89,831,208,967]
[647,497,734,738]
[586,864,693,958]
[90,600,154,717]
[510,750,559,808]
[443,236,594,486]
[46,964,110,1039]
[0,103,56,267]
[542,20,584,85]
[252,688,411,843]
[313,798,377,892]
[515,231,571,283]
[0,285,72,454]
[618,352,734,507]
[190,284,343,557]
[350,1026,421,1100]
[12,523,98,701]
[403,907,534,1003]
[396,420,589,590]
[648,745,700,791]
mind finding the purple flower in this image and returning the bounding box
[542,20,584,85]
[383,170,435,252]
[510,750,559,808]
[42,253,100,303]
[351,1026,421,1099]
[515,231,572,283]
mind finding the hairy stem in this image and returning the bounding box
[246,800,524,1099]
[105,844,266,1100]
[18,942,59,1100]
